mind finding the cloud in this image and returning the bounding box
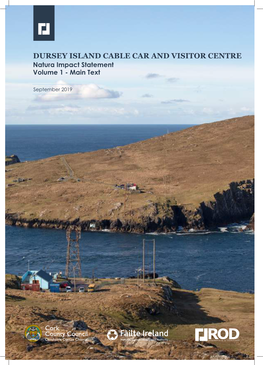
[145,73,162,79]
[202,107,214,114]
[27,104,81,114]
[161,99,190,104]
[145,75,179,82]
[166,77,179,83]
[26,103,139,117]
[141,94,153,98]
[240,107,252,112]
[34,81,122,102]
[194,85,205,93]
[27,103,80,111]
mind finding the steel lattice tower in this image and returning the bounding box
[65,226,82,278]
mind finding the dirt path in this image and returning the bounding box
[61,157,78,182]
[61,156,125,188]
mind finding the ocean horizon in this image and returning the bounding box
[6,124,194,162]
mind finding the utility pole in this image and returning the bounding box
[65,226,82,279]
[73,266,76,293]
[143,239,145,283]
[142,239,156,283]
[28,260,30,271]
[153,239,156,282]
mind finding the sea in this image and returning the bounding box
[5,124,254,292]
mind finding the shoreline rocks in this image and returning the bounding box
[5,179,254,234]
[5,155,20,166]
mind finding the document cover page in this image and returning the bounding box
[5,3,254,361]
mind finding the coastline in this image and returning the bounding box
[6,179,254,234]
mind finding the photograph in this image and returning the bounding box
[5,4,254,360]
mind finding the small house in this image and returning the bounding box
[33,270,53,290]
[127,183,137,191]
[21,270,40,291]
[22,269,53,290]
[22,270,38,283]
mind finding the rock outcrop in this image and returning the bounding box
[247,213,254,230]
[5,155,20,166]
[5,274,21,289]
[198,180,254,228]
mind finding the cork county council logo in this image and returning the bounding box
[25,325,42,342]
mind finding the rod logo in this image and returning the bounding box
[195,328,239,341]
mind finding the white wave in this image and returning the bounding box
[195,273,206,280]
[218,227,228,233]
[176,231,211,236]
[245,230,254,235]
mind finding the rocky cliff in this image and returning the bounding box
[5,155,20,166]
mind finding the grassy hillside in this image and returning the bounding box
[5,115,254,230]
[6,279,254,360]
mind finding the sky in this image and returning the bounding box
[6,5,254,125]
